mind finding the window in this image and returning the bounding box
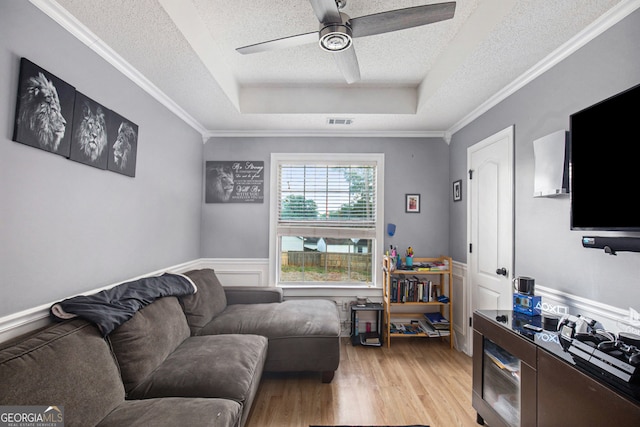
[270,153,384,287]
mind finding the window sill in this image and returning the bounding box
[280,285,383,298]
[278,283,379,289]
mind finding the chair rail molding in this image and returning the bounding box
[0,258,203,343]
[4,258,637,345]
[190,258,270,286]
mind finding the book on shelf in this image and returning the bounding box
[423,312,450,330]
[390,322,420,334]
[389,320,451,337]
[414,260,449,271]
[389,322,404,333]
[418,320,451,337]
[390,277,438,303]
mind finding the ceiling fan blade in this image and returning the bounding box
[237,31,318,55]
[350,2,456,39]
[309,0,342,24]
[332,47,361,84]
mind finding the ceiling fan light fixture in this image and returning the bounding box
[319,23,352,52]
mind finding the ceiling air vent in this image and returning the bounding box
[327,118,354,126]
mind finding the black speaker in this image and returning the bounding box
[582,236,640,255]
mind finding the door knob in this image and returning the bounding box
[496,267,508,276]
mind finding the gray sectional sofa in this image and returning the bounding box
[182,268,341,383]
[0,268,341,427]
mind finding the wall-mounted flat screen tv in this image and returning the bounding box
[570,83,640,231]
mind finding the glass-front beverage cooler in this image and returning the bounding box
[482,338,521,426]
[472,311,537,427]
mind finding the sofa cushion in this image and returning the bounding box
[127,334,267,427]
[127,334,267,402]
[97,397,241,427]
[200,299,341,338]
[0,319,124,427]
[200,299,341,374]
[108,296,190,394]
[181,269,228,335]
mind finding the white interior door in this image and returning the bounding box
[467,126,514,332]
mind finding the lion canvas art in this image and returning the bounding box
[69,92,109,169]
[12,57,141,178]
[107,110,138,177]
[205,161,264,203]
[206,163,235,203]
[12,58,76,156]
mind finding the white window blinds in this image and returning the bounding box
[277,163,377,233]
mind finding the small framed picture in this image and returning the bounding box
[453,180,462,202]
[405,194,420,213]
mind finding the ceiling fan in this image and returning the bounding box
[236,0,457,84]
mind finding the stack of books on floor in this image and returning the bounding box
[360,332,381,346]
[423,312,451,336]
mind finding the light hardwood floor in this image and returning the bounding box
[245,337,478,427]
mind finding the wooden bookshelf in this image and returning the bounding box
[382,255,453,348]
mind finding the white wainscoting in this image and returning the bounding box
[0,259,202,343]
[535,284,640,334]
[0,258,380,342]
[5,258,635,345]
[451,261,640,356]
[189,258,270,286]
[451,260,470,355]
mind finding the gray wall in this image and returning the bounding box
[0,1,203,316]
[202,137,450,261]
[449,9,640,309]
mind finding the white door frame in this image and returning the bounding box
[466,125,515,355]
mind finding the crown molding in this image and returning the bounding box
[446,0,640,136]
[203,129,447,140]
[29,0,207,135]
[31,0,640,141]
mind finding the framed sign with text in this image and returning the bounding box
[205,161,264,203]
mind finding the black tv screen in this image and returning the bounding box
[570,83,640,231]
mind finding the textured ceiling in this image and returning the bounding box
[38,0,631,137]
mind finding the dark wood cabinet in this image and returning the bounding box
[473,310,640,427]
[472,312,537,427]
[538,349,640,426]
